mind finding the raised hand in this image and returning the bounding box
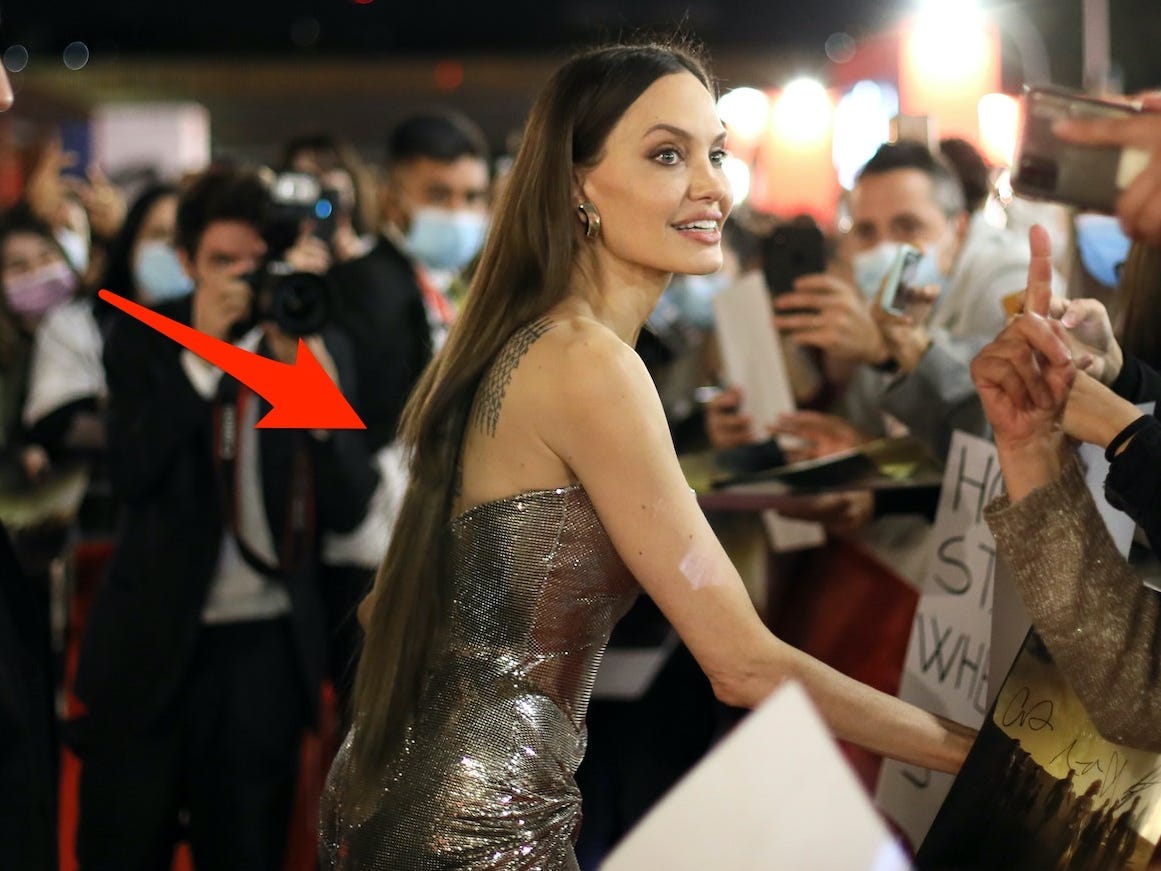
[1046,296,1123,386]
[970,226,1075,447]
[970,226,1076,500]
[773,273,891,366]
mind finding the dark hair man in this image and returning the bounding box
[73,167,377,871]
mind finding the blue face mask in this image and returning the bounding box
[851,241,946,300]
[1075,214,1131,289]
[662,272,731,330]
[133,240,193,304]
[405,207,489,272]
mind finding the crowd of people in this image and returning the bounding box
[2,33,1161,871]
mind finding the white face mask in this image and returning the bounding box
[133,240,193,304]
[404,208,489,272]
[851,241,948,300]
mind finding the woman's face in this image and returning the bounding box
[578,70,733,279]
[131,193,180,263]
[2,230,67,284]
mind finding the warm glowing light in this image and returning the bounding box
[907,0,988,86]
[770,78,832,147]
[832,81,897,189]
[977,93,1020,167]
[716,87,770,141]
[721,156,751,205]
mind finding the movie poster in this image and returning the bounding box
[918,631,1161,870]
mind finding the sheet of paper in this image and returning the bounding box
[602,681,911,871]
[713,272,824,551]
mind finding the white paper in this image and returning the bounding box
[602,682,911,871]
[713,273,824,551]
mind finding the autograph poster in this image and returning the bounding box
[918,631,1161,870]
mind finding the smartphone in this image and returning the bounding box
[761,222,827,297]
[1011,86,1147,213]
[879,244,923,317]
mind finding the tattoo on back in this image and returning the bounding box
[472,317,555,437]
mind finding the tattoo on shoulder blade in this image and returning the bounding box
[472,317,555,437]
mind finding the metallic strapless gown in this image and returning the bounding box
[320,485,639,870]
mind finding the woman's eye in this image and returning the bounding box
[710,149,729,167]
[654,148,681,165]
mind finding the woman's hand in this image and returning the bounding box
[1047,296,1124,386]
[1062,369,1145,452]
[970,226,1077,501]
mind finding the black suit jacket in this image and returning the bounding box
[0,521,55,870]
[327,235,433,451]
[74,297,379,736]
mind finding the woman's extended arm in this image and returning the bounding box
[539,321,973,774]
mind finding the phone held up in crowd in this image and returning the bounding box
[1011,86,1148,213]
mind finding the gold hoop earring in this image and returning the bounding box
[577,201,601,239]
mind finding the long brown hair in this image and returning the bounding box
[1118,241,1161,370]
[345,40,714,805]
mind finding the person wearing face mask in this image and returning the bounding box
[22,185,188,465]
[0,211,81,482]
[767,140,1063,462]
[321,112,491,710]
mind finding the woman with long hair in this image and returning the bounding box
[321,41,973,869]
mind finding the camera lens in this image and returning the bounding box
[271,271,332,337]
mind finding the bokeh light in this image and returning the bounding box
[3,45,29,73]
[716,87,770,142]
[63,41,89,71]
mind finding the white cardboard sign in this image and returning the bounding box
[602,681,911,871]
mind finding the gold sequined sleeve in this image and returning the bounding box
[984,454,1161,751]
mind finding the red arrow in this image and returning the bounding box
[98,289,366,430]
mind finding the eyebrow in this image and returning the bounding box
[643,123,727,144]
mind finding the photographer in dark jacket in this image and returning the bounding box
[73,168,378,871]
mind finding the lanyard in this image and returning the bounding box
[212,379,315,578]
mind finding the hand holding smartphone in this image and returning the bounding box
[878,244,925,317]
[1011,86,1148,213]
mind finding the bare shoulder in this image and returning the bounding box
[539,316,656,404]
[469,314,657,440]
[471,315,558,437]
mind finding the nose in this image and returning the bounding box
[690,156,731,209]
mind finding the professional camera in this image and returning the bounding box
[244,262,332,338]
[239,172,337,338]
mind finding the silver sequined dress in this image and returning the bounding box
[320,484,639,870]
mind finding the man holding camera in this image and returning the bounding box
[73,168,378,871]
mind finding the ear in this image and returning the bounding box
[572,169,590,205]
[953,210,970,247]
